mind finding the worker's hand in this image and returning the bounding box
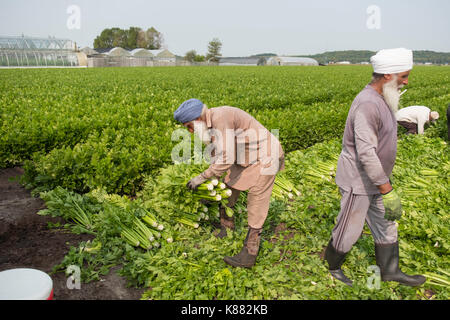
[381,189,402,221]
[186,174,207,191]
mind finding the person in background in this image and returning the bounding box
[324,48,426,287]
[396,105,440,135]
[447,104,450,141]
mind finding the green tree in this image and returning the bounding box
[111,28,126,47]
[206,38,222,63]
[126,27,141,49]
[146,27,164,50]
[194,55,205,62]
[94,28,114,48]
[137,30,148,48]
[93,27,164,50]
[184,50,205,63]
[184,50,197,62]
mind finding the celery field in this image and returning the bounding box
[0,66,449,299]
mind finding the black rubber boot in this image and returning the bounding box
[375,242,426,287]
[324,239,353,287]
[215,205,235,239]
[223,227,261,268]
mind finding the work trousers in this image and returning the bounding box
[398,121,418,135]
[331,188,398,253]
[225,173,276,229]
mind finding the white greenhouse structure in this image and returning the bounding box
[107,47,132,57]
[130,48,154,58]
[266,56,319,66]
[148,49,176,65]
[85,47,176,67]
[0,35,82,67]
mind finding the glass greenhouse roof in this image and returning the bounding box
[0,36,78,67]
[0,36,75,51]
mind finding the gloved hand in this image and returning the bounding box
[381,189,402,221]
[186,174,207,191]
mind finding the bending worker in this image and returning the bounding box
[447,103,450,141]
[324,48,426,287]
[173,99,284,268]
[396,105,440,135]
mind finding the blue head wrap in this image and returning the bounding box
[174,99,204,123]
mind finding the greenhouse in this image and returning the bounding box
[130,48,155,57]
[107,47,132,57]
[266,56,319,66]
[149,49,176,64]
[0,35,80,67]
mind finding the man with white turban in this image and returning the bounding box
[396,106,440,135]
[324,48,426,287]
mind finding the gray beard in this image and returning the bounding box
[382,78,402,113]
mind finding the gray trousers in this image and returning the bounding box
[331,188,398,253]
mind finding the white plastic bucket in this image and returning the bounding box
[0,268,53,300]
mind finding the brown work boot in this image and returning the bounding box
[223,227,262,268]
[215,205,235,239]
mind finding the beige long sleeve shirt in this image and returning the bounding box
[335,85,397,195]
[200,106,284,190]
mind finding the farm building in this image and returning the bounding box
[130,48,154,58]
[218,57,260,66]
[266,56,319,66]
[148,49,176,65]
[80,46,97,56]
[0,35,83,67]
[85,47,176,67]
[107,47,132,57]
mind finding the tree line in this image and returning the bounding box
[303,50,450,65]
[93,27,164,50]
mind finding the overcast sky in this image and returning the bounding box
[1,0,449,56]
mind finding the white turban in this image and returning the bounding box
[370,48,413,74]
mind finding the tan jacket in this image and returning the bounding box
[200,106,284,190]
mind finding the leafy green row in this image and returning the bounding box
[130,135,448,299]
[2,66,448,195]
[44,134,448,300]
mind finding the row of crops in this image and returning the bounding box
[0,66,449,299]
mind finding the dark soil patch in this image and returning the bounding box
[0,167,145,300]
[269,223,298,264]
[269,223,297,244]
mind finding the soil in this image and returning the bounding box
[0,167,145,300]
